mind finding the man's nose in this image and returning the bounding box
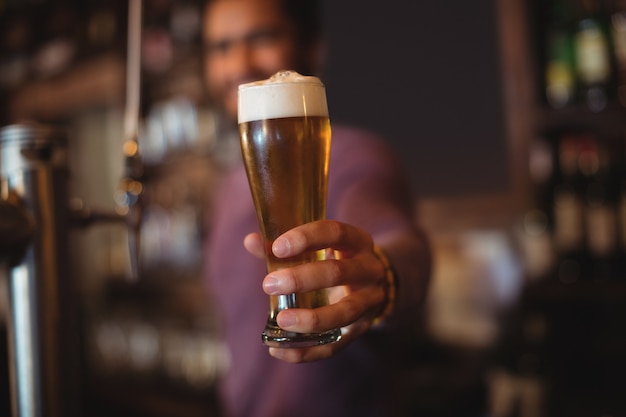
[228,41,256,76]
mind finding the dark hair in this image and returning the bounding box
[204,0,323,49]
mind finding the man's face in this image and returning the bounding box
[203,0,302,121]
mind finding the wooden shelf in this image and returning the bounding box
[523,278,626,304]
[534,103,626,136]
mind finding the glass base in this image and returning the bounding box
[262,324,341,348]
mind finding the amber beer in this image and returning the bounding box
[238,71,341,347]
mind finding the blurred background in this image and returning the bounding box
[1,0,626,416]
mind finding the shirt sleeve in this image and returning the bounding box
[327,126,432,334]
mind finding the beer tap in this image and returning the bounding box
[116,137,144,281]
[118,0,144,281]
[0,191,34,269]
[0,123,79,417]
[61,0,145,278]
[0,2,145,416]
[0,121,138,417]
[65,0,144,279]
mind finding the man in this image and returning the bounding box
[203,0,431,416]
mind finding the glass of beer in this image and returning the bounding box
[238,71,342,348]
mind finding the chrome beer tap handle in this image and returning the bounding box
[0,191,34,268]
[116,142,144,281]
[118,0,144,281]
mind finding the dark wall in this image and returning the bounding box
[321,0,509,198]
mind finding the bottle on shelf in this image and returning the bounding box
[521,137,557,281]
[545,0,577,109]
[616,135,626,277]
[574,0,615,112]
[552,135,586,283]
[610,0,626,106]
[579,135,619,281]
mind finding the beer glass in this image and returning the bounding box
[238,71,342,348]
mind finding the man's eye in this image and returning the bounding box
[247,30,282,47]
[205,40,231,55]
[204,29,284,56]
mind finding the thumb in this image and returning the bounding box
[243,232,265,259]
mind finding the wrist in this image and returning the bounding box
[372,245,397,326]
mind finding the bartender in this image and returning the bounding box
[202,0,431,416]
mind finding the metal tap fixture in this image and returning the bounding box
[0,120,147,416]
[116,137,144,281]
[0,2,146,415]
[0,191,34,269]
[0,123,78,417]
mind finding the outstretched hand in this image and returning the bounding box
[243,219,389,363]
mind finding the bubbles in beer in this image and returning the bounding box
[238,70,339,347]
[237,70,329,124]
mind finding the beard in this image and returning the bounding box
[208,56,316,122]
[210,71,274,122]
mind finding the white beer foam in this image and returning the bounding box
[238,71,329,123]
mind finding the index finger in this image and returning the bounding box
[271,220,372,259]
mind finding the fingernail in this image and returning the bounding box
[273,237,290,257]
[263,276,280,294]
[278,311,297,328]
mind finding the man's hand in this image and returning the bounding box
[243,219,389,363]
